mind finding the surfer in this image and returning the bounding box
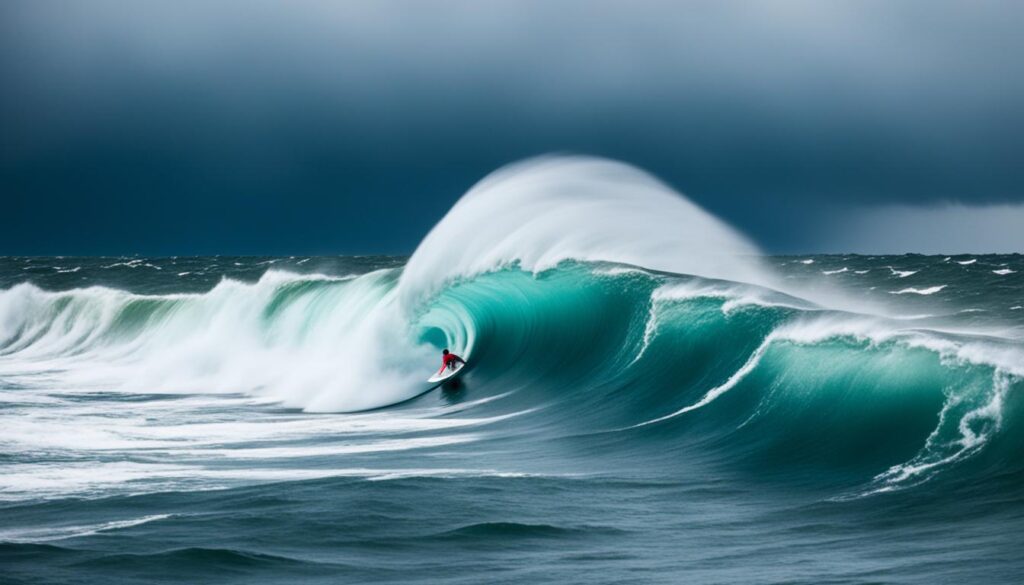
[440,349,465,372]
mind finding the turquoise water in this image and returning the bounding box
[1,254,1022,584]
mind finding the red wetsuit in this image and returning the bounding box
[442,353,464,369]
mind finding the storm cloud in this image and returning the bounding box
[2,0,1021,253]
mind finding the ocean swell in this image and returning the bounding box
[0,157,1021,497]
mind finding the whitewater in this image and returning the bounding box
[2,157,1023,584]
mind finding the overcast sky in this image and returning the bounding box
[2,0,1021,254]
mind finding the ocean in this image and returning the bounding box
[1,252,1021,584]
[1,158,1022,584]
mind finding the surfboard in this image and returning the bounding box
[428,362,466,384]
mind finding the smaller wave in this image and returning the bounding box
[822,267,848,275]
[0,515,171,543]
[799,259,814,264]
[102,260,144,269]
[890,285,946,295]
[957,259,977,265]
[890,313,936,320]
[431,522,601,540]
[993,269,1016,275]
[854,269,870,274]
[888,267,918,278]
[70,546,308,570]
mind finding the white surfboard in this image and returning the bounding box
[428,362,466,384]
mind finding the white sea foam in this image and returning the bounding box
[631,336,775,428]
[888,267,918,278]
[770,315,1024,378]
[993,268,1016,275]
[822,267,848,275]
[890,285,946,295]
[0,514,172,542]
[593,266,649,277]
[0,270,429,412]
[859,371,1014,496]
[102,260,144,269]
[957,259,977,265]
[0,375,530,501]
[0,460,560,502]
[398,156,767,312]
[651,280,812,314]
[629,300,661,366]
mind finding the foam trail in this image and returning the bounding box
[0,514,172,543]
[890,285,947,295]
[631,336,775,428]
[862,371,1012,495]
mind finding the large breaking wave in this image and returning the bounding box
[1,156,1021,495]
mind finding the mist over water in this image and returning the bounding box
[2,159,1023,584]
[400,157,767,309]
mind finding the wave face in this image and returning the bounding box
[2,256,1022,493]
[2,159,1024,583]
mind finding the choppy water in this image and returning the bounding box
[1,252,1022,584]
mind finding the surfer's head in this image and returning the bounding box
[442,349,449,355]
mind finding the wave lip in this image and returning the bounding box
[397,155,767,313]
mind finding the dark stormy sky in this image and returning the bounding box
[2,0,1022,255]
